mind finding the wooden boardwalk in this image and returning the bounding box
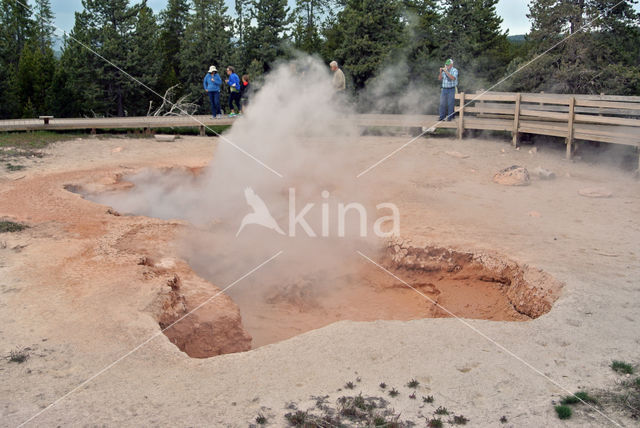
[1,91,639,163]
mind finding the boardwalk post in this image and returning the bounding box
[199,125,206,136]
[457,92,465,140]
[566,96,576,159]
[512,93,521,147]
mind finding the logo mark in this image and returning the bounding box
[236,187,285,237]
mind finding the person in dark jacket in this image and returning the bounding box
[240,74,251,114]
[203,65,222,118]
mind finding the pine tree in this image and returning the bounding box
[158,0,189,94]
[404,0,441,83]
[292,0,330,53]
[179,0,233,112]
[33,0,55,54]
[61,0,143,117]
[16,39,56,117]
[0,0,34,118]
[231,0,252,72]
[508,0,640,94]
[128,4,161,115]
[245,0,292,72]
[437,0,510,90]
[329,0,405,90]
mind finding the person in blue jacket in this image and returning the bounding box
[203,65,222,118]
[225,66,241,116]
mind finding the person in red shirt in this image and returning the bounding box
[240,74,251,114]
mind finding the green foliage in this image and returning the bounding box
[158,0,189,94]
[451,414,469,425]
[436,0,511,91]
[0,0,35,118]
[611,360,634,374]
[61,0,154,117]
[179,0,233,114]
[561,391,597,405]
[0,221,28,233]
[0,131,80,149]
[507,0,640,94]
[245,0,292,73]
[554,404,572,419]
[292,0,330,53]
[427,418,443,428]
[434,406,449,415]
[330,0,405,90]
[8,348,29,363]
[128,5,161,115]
[16,40,56,117]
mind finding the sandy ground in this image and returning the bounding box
[0,133,639,427]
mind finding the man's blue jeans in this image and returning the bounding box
[208,91,221,117]
[439,87,456,121]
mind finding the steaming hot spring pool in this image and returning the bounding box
[67,167,562,358]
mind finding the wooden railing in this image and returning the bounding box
[455,91,640,159]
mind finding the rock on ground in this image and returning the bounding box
[493,165,530,186]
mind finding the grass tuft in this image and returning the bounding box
[500,415,508,423]
[284,410,307,426]
[5,163,25,171]
[9,348,29,363]
[407,378,419,388]
[0,221,28,233]
[388,388,399,397]
[555,405,572,419]
[427,417,443,428]
[379,382,386,389]
[561,391,597,405]
[451,414,469,425]
[255,413,267,424]
[611,360,634,374]
[434,406,449,415]
[345,381,355,389]
[423,395,434,403]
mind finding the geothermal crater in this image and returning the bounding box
[69,171,562,359]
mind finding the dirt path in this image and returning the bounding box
[1,134,638,426]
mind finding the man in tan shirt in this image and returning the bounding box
[330,61,345,92]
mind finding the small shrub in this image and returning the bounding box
[561,391,597,405]
[555,405,572,419]
[451,414,469,425]
[0,221,28,233]
[255,413,267,425]
[285,410,307,426]
[423,395,434,403]
[9,348,29,363]
[5,163,25,171]
[353,394,366,410]
[434,406,449,415]
[611,360,634,374]
[407,378,419,388]
[427,417,443,428]
[345,381,355,389]
[389,388,399,397]
[373,415,387,426]
[409,392,416,400]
